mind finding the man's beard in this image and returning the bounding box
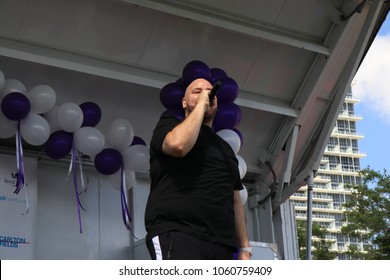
[185,107,216,122]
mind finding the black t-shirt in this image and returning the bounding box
[145,115,242,248]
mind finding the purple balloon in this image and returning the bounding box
[79,101,102,127]
[182,60,212,86]
[211,68,228,83]
[1,92,31,121]
[213,103,241,131]
[94,148,123,175]
[45,130,73,159]
[217,77,239,103]
[160,83,185,109]
[131,136,146,146]
[175,78,185,87]
[162,108,185,120]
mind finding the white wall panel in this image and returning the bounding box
[35,161,133,259]
[132,178,150,239]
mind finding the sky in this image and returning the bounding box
[352,15,390,172]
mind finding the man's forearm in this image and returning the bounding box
[234,191,251,259]
[162,101,206,157]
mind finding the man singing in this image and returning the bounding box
[145,78,251,260]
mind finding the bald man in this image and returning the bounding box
[145,78,251,260]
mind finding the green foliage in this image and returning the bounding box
[342,167,390,260]
[345,244,365,260]
[297,220,337,260]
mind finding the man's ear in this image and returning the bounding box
[182,97,187,110]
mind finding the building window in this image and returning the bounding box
[339,138,350,152]
[341,156,359,172]
[350,122,356,134]
[348,103,355,116]
[336,120,357,135]
[314,183,327,189]
[329,137,338,146]
[329,156,340,170]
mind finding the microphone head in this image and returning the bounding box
[209,80,222,101]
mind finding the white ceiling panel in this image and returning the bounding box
[17,0,161,63]
[276,0,338,39]
[242,42,315,101]
[0,0,29,38]
[139,14,262,82]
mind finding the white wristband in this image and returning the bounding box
[240,247,252,256]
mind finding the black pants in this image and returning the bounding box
[146,231,235,260]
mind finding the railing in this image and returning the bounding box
[332,129,363,137]
[341,166,360,173]
[313,194,333,199]
[292,192,306,197]
[313,214,334,220]
[338,111,362,119]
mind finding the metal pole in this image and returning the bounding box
[306,171,314,260]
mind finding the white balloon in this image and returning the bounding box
[27,85,56,114]
[106,118,134,152]
[236,154,247,179]
[240,184,248,205]
[44,105,61,133]
[1,79,26,98]
[20,113,50,145]
[0,70,5,92]
[109,169,137,191]
[57,102,83,132]
[74,126,105,156]
[0,109,17,138]
[122,144,149,173]
[216,129,241,154]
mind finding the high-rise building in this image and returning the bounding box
[290,85,369,259]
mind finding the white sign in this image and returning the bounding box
[0,154,37,259]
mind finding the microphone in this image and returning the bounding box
[209,80,222,103]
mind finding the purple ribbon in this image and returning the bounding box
[78,153,88,194]
[120,166,136,238]
[14,122,25,194]
[71,142,86,234]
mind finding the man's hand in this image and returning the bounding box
[237,251,252,260]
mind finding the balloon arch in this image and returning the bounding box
[0,61,248,234]
[0,70,148,234]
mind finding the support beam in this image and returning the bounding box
[236,91,298,118]
[273,200,299,260]
[0,37,299,117]
[0,37,175,89]
[274,124,299,207]
[306,171,314,260]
